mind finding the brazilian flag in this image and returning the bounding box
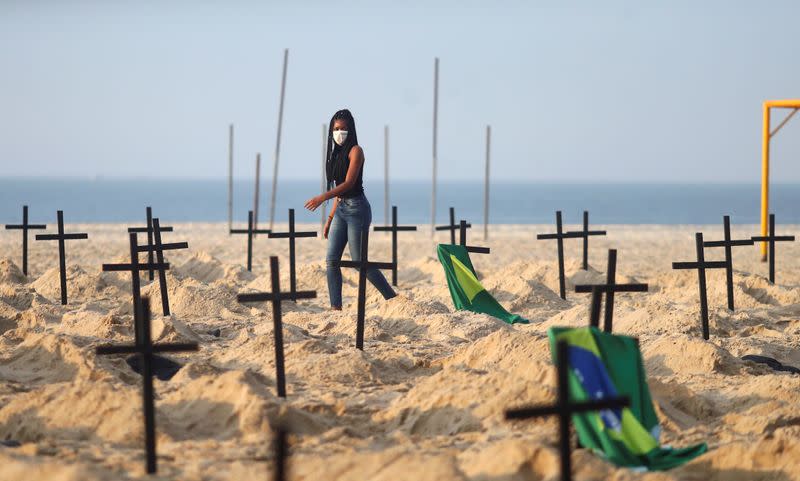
[437,244,528,324]
[549,326,708,471]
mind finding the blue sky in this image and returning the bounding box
[1,0,799,182]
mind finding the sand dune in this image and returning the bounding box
[0,222,799,480]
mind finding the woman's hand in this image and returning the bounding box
[324,216,332,239]
[304,194,325,212]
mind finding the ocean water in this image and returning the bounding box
[1,178,798,226]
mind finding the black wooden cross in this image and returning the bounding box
[332,230,393,350]
[373,205,417,286]
[96,297,198,474]
[103,233,170,344]
[565,211,606,270]
[127,207,174,281]
[435,207,470,245]
[703,215,753,310]
[672,233,727,340]
[34,210,88,305]
[537,211,583,300]
[4,205,46,276]
[230,210,271,271]
[272,426,288,481]
[751,214,795,284]
[574,249,648,333]
[237,256,316,397]
[268,208,317,299]
[135,218,188,316]
[505,340,630,481]
[458,220,490,254]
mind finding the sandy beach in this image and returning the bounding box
[1,222,799,481]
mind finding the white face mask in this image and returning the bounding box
[333,130,348,146]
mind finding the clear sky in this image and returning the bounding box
[2,0,799,183]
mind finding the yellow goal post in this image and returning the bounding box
[760,99,800,260]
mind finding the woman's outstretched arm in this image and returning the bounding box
[305,146,364,211]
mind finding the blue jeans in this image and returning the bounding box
[326,193,396,308]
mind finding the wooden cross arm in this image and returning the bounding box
[374,226,417,232]
[335,260,394,270]
[102,263,170,272]
[36,233,89,240]
[504,396,630,420]
[229,229,249,234]
[537,232,583,240]
[575,283,648,293]
[238,291,317,303]
[435,223,470,231]
[152,343,199,354]
[565,230,607,236]
[268,232,318,239]
[672,261,727,270]
[752,235,795,242]
[5,224,46,230]
[128,226,174,233]
[703,239,754,247]
[96,344,138,355]
[137,242,189,253]
[466,246,491,254]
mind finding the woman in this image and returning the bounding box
[304,109,397,310]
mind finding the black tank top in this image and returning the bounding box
[334,145,364,198]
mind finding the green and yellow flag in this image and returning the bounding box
[437,244,528,324]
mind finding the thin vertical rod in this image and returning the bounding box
[760,103,770,261]
[431,57,439,236]
[556,211,566,300]
[589,286,602,328]
[449,207,456,245]
[288,209,297,295]
[254,153,261,234]
[582,211,589,270]
[355,230,369,350]
[321,123,328,230]
[556,341,571,481]
[385,125,390,226]
[152,218,170,316]
[270,256,286,398]
[269,48,289,232]
[57,211,67,305]
[146,207,154,281]
[769,214,776,283]
[696,233,710,340]
[484,125,490,241]
[723,216,734,310]
[22,205,28,276]
[228,123,234,235]
[603,249,617,333]
[391,206,398,286]
[247,211,254,272]
[139,299,157,474]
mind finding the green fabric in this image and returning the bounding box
[437,244,528,324]
[547,326,707,471]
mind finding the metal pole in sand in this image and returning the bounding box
[484,125,491,241]
[228,123,234,234]
[431,57,439,237]
[269,48,289,232]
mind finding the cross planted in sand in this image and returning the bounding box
[751,213,795,285]
[672,232,727,340]
[435,207,470,245]
[331,230,393,350]
[458,219,490,255]
[127,207,174,282]
[268,208,317,300]
[103,233,170,344]
[230,210,271,271]
[4,205,46,276]
[703,215,753,311]
[505,340,630,481]
[564,211,606,271]
[574,249,648,333]
[96,297,198,474]
[34,210,89,305]
[135,217,188,316]
[537,211,583,300]
[373,205,417,286]
[237,256,316,398]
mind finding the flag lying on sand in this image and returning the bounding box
[548,326,708,471]
[437,244,528,324]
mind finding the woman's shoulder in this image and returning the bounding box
[349,144,364,158]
